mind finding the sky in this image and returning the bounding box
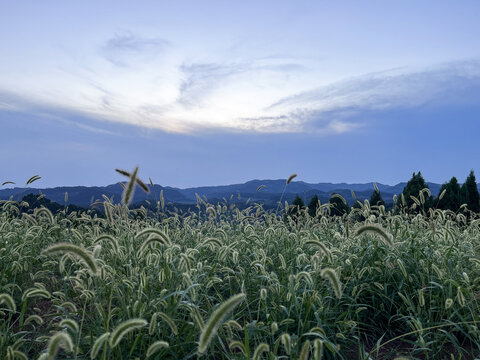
[1,1,480,188]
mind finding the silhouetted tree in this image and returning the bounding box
[287,194,305,218]
[461,170,480,213]
[437,177,461,212]
[307,194,320,217]
[328,193,350,217]
[292,194,305,208]
[19,193,94,216]
[398,172,434,212]
[369,190,385,207]
[21,193,63,213]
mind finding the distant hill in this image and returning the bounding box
[0,180,477,208]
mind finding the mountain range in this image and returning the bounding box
[2,179,477,209]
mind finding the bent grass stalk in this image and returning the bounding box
[36,207,55,224]
[94,234,120,253]
[122,166,138,206]
[146,341,169,358]
[356,224,394,247]
[279,333,291,355]
[298,340,310,360]
[24,314,43,326]
[313,339,323,360]
[277,173,298,214]
[320,268,342,299]
[109,318,147,348]
[116,168,150,193]
[252,343,269,360]
[26,175,41,185]
[229,341,246,355]
[47,332,74,359]
[197,293,246,354]
[59,319,79,333]
[135,228,171,245]
[156,312,178,335]
[42,243,99,275]
[305,235,332,262]
[0,293,16,312]
[91,332,110,359]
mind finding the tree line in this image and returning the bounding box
[289,170,480,217]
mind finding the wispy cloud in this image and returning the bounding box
[0,90,120,136]
[3,52,480,135]
[177,59,306,108]
[238,112,362,134]
[248,60,480,133]
[178,62,248,107]
[270,60,480,116]
[101,32,170,67]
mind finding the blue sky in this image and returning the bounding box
[1,1,480,188]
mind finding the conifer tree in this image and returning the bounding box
[461,170,480,213]
[398,172,434,212]
[369,190,385,207]
[292,194,305,209]
[328,193,350,217]
[288,194,305,218]
[307,194,320,217]
[437,177,461,211]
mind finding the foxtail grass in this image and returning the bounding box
[298,340,310,360]
[0,293,16,312]
[122,167,138,206]
[320,268,342,299]
[109,318,147,348]
[146,341,169,358]
[91,332,110,359]
[47,332,73,359]
[26,174,41,185]
[252,343,269,360]
[197,293,245,354]
[42,243,99,275]
[356,224,394,247]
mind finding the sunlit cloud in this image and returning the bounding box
[2,26,480,136]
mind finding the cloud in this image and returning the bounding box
[177,58,306,108]
[236,115,298,132]
[323,119,361,134]
[3,56,480,135]
[269,60,480,116]
[0,90,120,136]
[245,60,480,134]
[101,32,170,67]
[237,112,362,134]
[178,62,248,107]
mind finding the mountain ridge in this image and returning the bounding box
[2,179,476,208]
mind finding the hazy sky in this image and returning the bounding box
[2,1,480,188]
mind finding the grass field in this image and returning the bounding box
[1,188,480,359]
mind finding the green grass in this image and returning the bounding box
[1,195,480,359]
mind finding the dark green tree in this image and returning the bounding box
[437,177,461,212]
[307,194,320,217]
[398,172,434,212]
[351,199,363,209]
[328,193,350,217]
[292,194,305,208]
[369,190,385,207]
[21,193,63,213]
[461,170,480,213]
[19,193,94,216]
[287,194,305,218]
